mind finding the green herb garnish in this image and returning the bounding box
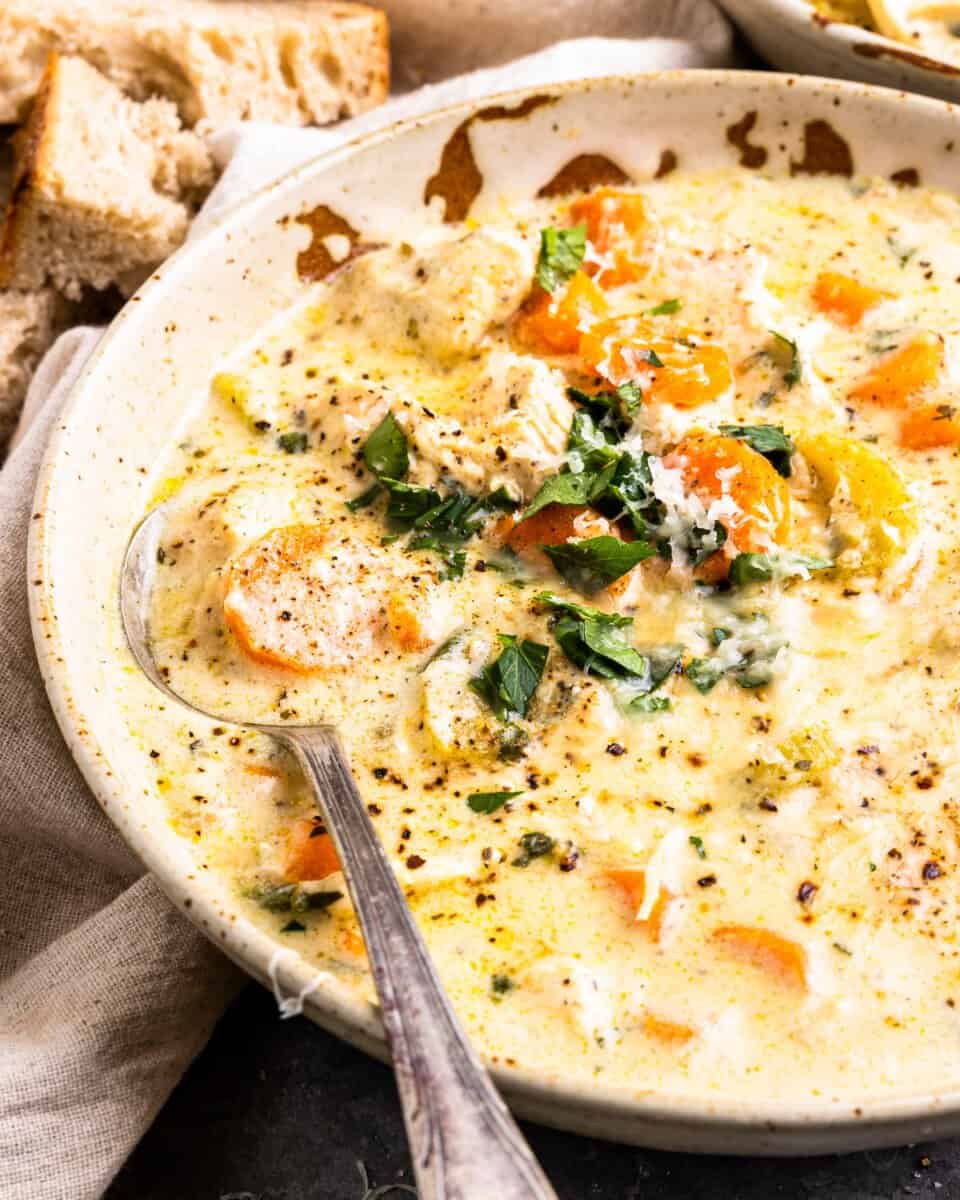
[536,225,587,293]
[689,835,707,860]
[647,298,682,316]
[276,431,308,454]
[362,411,408,479]
[468,790,523,815]
[729,553,832,587]
[247,884,343,914]
[769,331,801,389]
[543,535,656,595]
[512,832,555,867]
[718,424,795,478]
[470,635,548,721]
[491,973,516,996]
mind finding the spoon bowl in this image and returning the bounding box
[120,503,558,1200]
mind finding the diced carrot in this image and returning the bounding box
[501,504,615,564]
[223,524,386,672]
[579,314,733,407]
[642,1012,696,1046]
[514,270,608,356]
[606,869,672,942]
[849,331,943,409]
[711,924,807,990]
[285,816,341,882]
[337,925,365,958]
[243,763,285,779]
[812,271,886,327]
[665,432,791,554]
[386,591,430,651]
[898,403,960,451]
[569,188,652,287]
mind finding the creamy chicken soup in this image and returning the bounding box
[140,167,960,1103]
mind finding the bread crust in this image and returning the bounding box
[0,1,390,127]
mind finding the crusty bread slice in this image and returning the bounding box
[0,1,389,128]
[0,287,71,450]
[0,54,215,299]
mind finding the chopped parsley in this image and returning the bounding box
[276,431,308,454]
[467,789,523,815]
[543,535,656,595]
[684,613,786,693]
[349,414,516,577]
[647,298,682,316]
[769,330,801,389]
[522,462,617,521]
[729,553,832,587]
[536,224,587,293]
[512,832,555,867]
[491,973,516,997]
[718,424,795,478]
[689,835,707,860]
[362,411,408,479]
[470,635,548,721]
[247,883,343,914]
[537,593,681,702]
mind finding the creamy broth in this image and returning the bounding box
[137,167,960,1103]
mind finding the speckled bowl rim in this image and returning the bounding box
[28,70,960,1154]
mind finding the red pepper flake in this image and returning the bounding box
[606,743,626,756]
[697,874,717,888]
[406,855,426,870]
[797,880,818,905]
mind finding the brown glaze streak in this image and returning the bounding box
[855,41,960,76]
[424,94,554,223]
[295,205,363,281]
[790,120,854,177]
[891,167,921,187]
[537,154,630,198]
[655,149,678,179]
[726,112,768,169]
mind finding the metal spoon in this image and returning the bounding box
[120,503,559,1200]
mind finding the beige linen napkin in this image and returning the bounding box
[0,19,733,1200]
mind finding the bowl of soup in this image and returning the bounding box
[29,69,960,1154]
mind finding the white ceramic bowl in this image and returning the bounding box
[29,70,960,1155]
[720,0,960,101]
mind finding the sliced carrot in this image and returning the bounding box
[386,591,430,651]
[285,816,341,882]
[337,925,365,958]
[898,403,960,451]
[579,314,733,407]
[849,331,943,409]
[665,432,791,555]
[500,503,615,563]
[812,271,886,327]
[642,1012,696,1046]
[223,524,386,672]
[606,869,672,943]
[711,924,807,990]
[514,270,608,356]
[569,188,652,287]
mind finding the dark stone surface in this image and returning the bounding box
[106,984,959,1200]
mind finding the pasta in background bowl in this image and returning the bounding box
[720,0,960,100]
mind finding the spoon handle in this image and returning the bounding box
[280,725,558,1200]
